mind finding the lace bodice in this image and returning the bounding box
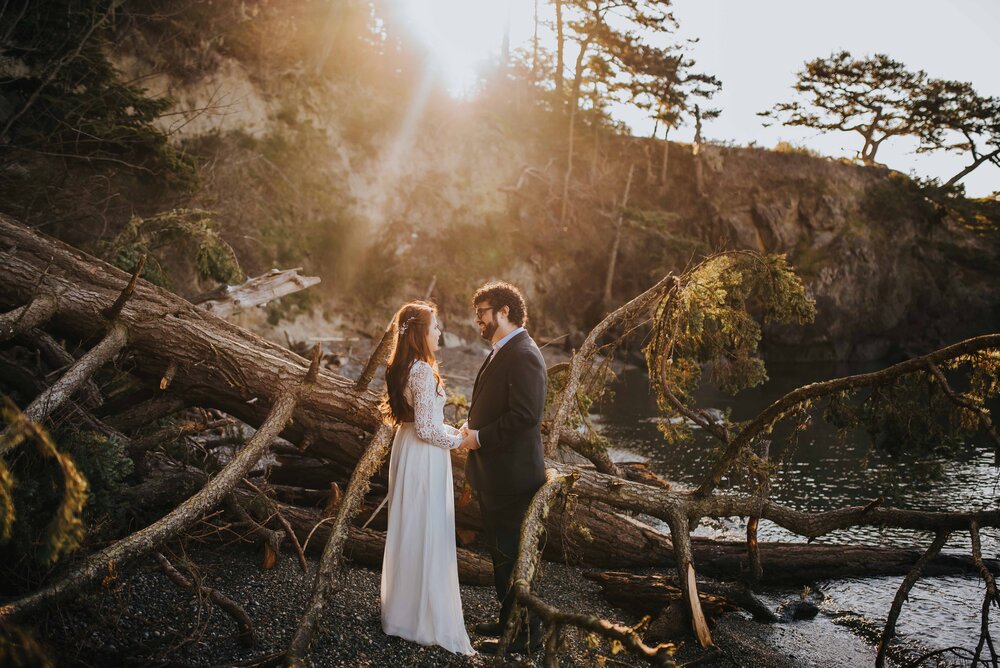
[404,361,462,450]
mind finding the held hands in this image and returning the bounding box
[458,423,480,451]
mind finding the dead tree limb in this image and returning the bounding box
[21,329,104,408]
[106,394,189,433]
[499,469,579,656]
[875,530,950,668]
[125,454,493,585]
[746,441,770,585]
[285,423,395,666]
[0,324,127,453]
[0,347,320,622]
[545,272,674,459]
[242,479,309,573]
[129,418,234,458]
[0,294,57,344]
[355,318,396,392]
[501,470,675,667]
[1,214,377,464]
[154,551,255,647]
[193,268,320,318]
[103,254,145,322]
[665,506,712,648]
[518,591,675,667]
[697,333,1000,497]
[223,495,286,570]
[584,571,772,623]
[971,521,1000,667]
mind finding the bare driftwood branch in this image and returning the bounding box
[223,494,286,570]
[697,333,1000,497]
[546,272,674,459]
[0,347,320,622]
[20,329,104,408]
[971,521,1000,667]
[500,470,579,656]
[285,423,395,666]
[0,294,57,344]
[103,253,145,322]
[193,268,320,317]
[155,551,255,647]
[500,469,674,666]
[0,324,127,453]
[875,530,950,668]
[355,317,396,392]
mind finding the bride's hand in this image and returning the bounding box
[460,428,480,451]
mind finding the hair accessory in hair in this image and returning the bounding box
[399,316,417,335]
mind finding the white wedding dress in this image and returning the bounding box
[380,360,475,655]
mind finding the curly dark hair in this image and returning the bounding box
[473,281,528,327]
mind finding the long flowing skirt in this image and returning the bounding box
[380,423,474,655]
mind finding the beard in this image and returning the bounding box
[479,320,498,342]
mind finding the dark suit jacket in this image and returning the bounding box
[465,330,547,502]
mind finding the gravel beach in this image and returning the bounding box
[32,538,897,667]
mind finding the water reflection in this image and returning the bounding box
[597,364,1000,659]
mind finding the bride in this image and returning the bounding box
[379,301,475,655]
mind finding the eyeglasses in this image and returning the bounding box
[474,307,495,319]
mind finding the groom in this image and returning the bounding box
[460,281,547,655]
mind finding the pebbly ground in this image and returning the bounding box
[31,539,902,668]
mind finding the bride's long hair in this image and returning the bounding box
[381,301,443,425]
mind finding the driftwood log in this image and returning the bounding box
[124,455,494,585]
[4,214,1000,666]
[0,213,671,570]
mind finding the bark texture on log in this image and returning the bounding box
[125,456,493,585]
[690,538,1000,585]
[583,571,742,621]
[0,214,378,465]
[0,376,304,622]
[0,216,676,572]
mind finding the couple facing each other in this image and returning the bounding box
[379,281,547,656]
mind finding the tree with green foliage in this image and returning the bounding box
[913,78,1000,187]
[760,51,934,165]
[762,50,1000,182]
[0,0,197,247]
[555,0,711,222]
[627,46,720,187]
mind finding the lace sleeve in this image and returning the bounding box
[409,361,462,450]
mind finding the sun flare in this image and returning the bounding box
[394,0,516,96]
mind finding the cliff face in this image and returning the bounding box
[679,146,998,360]
[100,17,999,361]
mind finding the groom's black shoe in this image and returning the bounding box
[473,619,504,636]
[476,635,544,656]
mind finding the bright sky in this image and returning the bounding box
[396,0,1000,197]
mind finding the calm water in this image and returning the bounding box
[597,364,1000,663]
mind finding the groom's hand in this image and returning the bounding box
[460,429,480,451]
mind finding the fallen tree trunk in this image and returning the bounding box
[0,214,670,571]
[689,538,1000,585]
[125,455,494,585]
[583,571,750,622]
[0,214,376,465]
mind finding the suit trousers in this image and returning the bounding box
[477,489,543,641]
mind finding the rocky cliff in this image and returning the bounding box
[7,0,997,362]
